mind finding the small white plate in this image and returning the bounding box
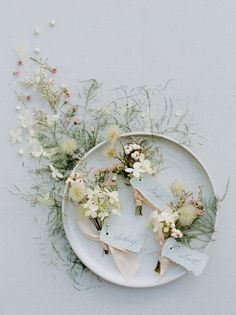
[62,133,216,288]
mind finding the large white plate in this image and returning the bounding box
[62,133,216,288]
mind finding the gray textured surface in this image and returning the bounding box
[0,1,235,314]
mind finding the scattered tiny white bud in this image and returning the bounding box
[60,84,66,89]
[175,109,183,117]
[163,227,169,233]
[171,232,178,238]
[172,228,178,233]
[18,149,24,156]
[15,105,21,111]
[170,223,175,229]
[179,232,183,238]
[33,27,40,35]
[34,47,41,54]
[49,19,56,27]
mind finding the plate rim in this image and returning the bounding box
[62,132,217,288]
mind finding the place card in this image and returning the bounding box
[100,222,145,252]
[130,174,172,209]
[162,238,209,276]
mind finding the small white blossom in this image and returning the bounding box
[10,128,22,144]
[49,164,63,180]
[30,140,44,158]
[132,144,141,150]
[37,193,55,208]
[139,153,154,174]
[125,162,145,178]
[106,125,120,143]
[124,145,132,155]
[18,112,33,129]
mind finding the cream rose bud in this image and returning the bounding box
[131,151,140,160]
[69,180,87,202]
[178,204,198,226]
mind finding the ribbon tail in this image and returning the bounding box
[109,246,139,280]
[159,256,171,275]
[78,220,100,241]
[155,236,172,275]
[134,188,161,212]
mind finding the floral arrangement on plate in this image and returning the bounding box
[63,134,219,279]
[9,43,227,288]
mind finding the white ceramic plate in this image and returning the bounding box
[62,133,216,288]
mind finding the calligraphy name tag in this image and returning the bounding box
[131,174,172,209]
[162,238,209,276]
[100,224,144,252]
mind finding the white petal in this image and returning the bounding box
[125,168,134,173]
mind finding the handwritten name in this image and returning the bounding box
[113,233,140,248]
[179,253,201,264]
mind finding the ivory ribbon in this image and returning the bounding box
[78,220,139,280]
[134,189,160,212]
[133,188,171,275]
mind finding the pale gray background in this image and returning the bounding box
[0,1,236,314]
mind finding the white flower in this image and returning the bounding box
[69,179,87,202]
[85,209,98,218]
[149,211,163,233]
[10,128,22,144]
[139,153,153,174]
[178,204,198,226]
[131,151,140,160]
[61,138,78,154]
[125,162,145,178]
[105,146,118,158]
[17,112,33,129]
[49,164,63,180]
[37,193,55,208]
[106,125,121,143]
[158,210,179,223]
[104,189,119,202]
[124,145,131,155]
[84,199,99,218]
[30,140,44,157]
[132,144,141,150]
[149,209,178,233]
[86,185,101,199]
[85,199,99,212]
